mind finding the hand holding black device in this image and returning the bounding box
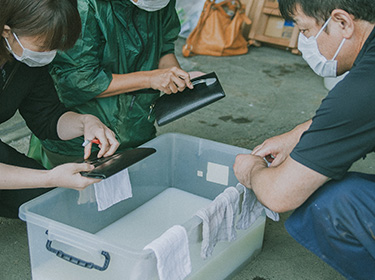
[153,72,226,126]
[80,147,156,179]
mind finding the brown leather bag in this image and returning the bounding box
[182,0,252,57]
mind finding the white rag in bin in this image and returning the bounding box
[144,225,192,280]
[93,168,133,211]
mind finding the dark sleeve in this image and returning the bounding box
[0,140,44,169]
[18,66,68,140]
[290,59,375,180]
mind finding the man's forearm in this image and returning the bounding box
[293,119,312,138]
[247,158,278,207]
[235,119,322,213]
[246,155,327,213]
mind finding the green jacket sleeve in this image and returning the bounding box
[49,0,113,108]
[160,0,181,57]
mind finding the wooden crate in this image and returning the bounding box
[247,0,300,54]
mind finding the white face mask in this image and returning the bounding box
[130,0,170,12]
[298,17,346,78]
[4,33,57,67]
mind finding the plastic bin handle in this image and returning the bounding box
[45,231,110,271]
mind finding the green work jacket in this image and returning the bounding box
[39,0,180,157]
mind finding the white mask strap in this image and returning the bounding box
[316,17,331,39]
[4,37,12,51]
[12,33,24,49]
[332,38,346,60]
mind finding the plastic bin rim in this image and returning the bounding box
[141,132,252,153]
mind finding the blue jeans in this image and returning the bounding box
[285,172,375,279]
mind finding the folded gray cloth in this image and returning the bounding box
[195,187,239,259]
[236,183,279,231]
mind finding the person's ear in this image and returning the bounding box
[2,25,11,38]
[331,9,354,39]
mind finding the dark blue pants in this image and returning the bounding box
[285,172,375,279]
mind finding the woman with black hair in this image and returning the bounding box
[0,0,119,218]
[27,0,206,169]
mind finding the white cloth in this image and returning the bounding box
[77,185,96,205]
[93,168,133,211]
[195,187,239,259]
[130,0,170,12]
[236,183,279,230]
[144,225,191,280]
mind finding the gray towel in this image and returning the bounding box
[195,187,240,259]
[236,183,279,231]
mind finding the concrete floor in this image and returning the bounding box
[1,37,374,279]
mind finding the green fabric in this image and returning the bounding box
[28,134,83,168]
[30,0,180,161]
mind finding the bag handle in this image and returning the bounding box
[215,0,242,10]
[215,0,251,25]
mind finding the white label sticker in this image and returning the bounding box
[206,162,229,186]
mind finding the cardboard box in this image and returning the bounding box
[264,16,284,37]
[281,20,295,39]
[264,16,294,39]
[265,0,279,8]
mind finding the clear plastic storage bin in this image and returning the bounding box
[19,133,266,280]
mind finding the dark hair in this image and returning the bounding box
[0,0,81,61]
[279,0,375,23]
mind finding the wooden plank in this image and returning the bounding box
[264,0,279,9]
[242,0,254,16]
[262,7,281,16]
[248,0,266,39]
[240,0,255,38]
[254,34,291,47]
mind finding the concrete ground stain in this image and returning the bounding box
[219,115,252,124]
